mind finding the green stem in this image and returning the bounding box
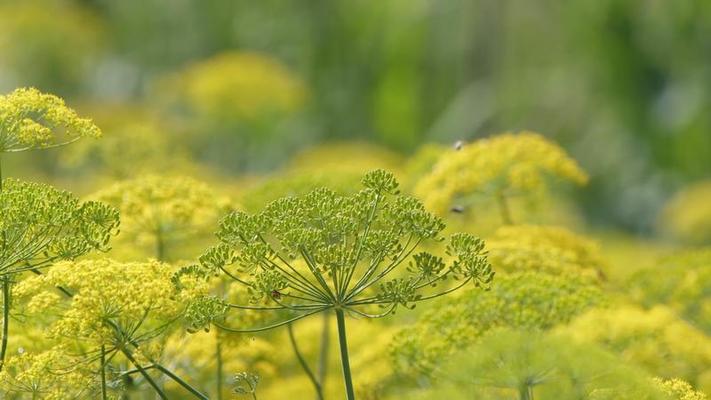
[497,191,513,225]
[287,323,324,400]
[155,228,165,262]
[0,277,9,372]
[153,363,209,400]
[317,313,329,398]
[100,345,108,400]
[335,309,355,400]
[120,348,167,400]
[518,384,532,400]
[216,337,223,400]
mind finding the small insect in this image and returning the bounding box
[454,140,464,150]
[450,205,465,213]
[271,290,282,299]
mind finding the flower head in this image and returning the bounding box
[415,131,588,214]
[0,88,101,152]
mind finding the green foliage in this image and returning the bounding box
[234,371,260,398]
[0,178,119,275]
[390,271,605,377]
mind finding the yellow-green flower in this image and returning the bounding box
[660,181,711,245]
[0,88,101,152]
[415,131,588,216]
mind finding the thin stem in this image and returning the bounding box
[100,345,108,400]
[216,337,223,400]
[497,191,513,225]
[216,307,327,333]
[335,309,355,400]
[0,277,9,372]
[120,348,167,400]
[287,323,323,400]
[153,363,210,400]
[155,228,165,261]
[317,313,329,399]
[518,383,532,400]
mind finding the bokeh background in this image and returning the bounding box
[2,0,709,235]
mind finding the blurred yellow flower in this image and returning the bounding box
[560,305,711,394]
[415,131,588,217]
[0,87,100,152]
[91,175,233,260]
[181,51,307,121]
[660,181,711,245]
[487,224,607,280]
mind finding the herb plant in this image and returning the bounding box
[0,87,119,372]
[184,169,494,399]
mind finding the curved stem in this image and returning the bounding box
[0,277,9,372]
[335,309,355,400]
[287,323,323,400]
[216,307,327,333]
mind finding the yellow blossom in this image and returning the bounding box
[660,181,711,245]
[414,131,588,215]
[487,224,607,280]
[0,87,101,152]
[91,175,233,260]
[180,51,307,121]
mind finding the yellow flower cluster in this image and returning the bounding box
[181,51,307,121]
[628,248,711,333]
[92,175,232,259]
[14,259,184,344]
[487,224,607,280]
[414,131,588,213]
[660,181,711,244]
[654,378,708,400]
[0,87,101,152]
[0,348,93,399]
[560,305,711,393]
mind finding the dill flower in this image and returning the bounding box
[15,259,184,344]
[414,131,588,218]
[654,378,708,400]
[390,271,604,377]
[0,87,101,152]
[560,305,711,394]
[184,169,493,400]
[660,181,711,245]
[181,51,306,122]
[420,329,667,400]
[92,175,233,260]
[628,248,711,334]
[0,348,94,399]
[0,179,119,275]
[487,224,607,280]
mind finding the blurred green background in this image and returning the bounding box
[2,0,710,232]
